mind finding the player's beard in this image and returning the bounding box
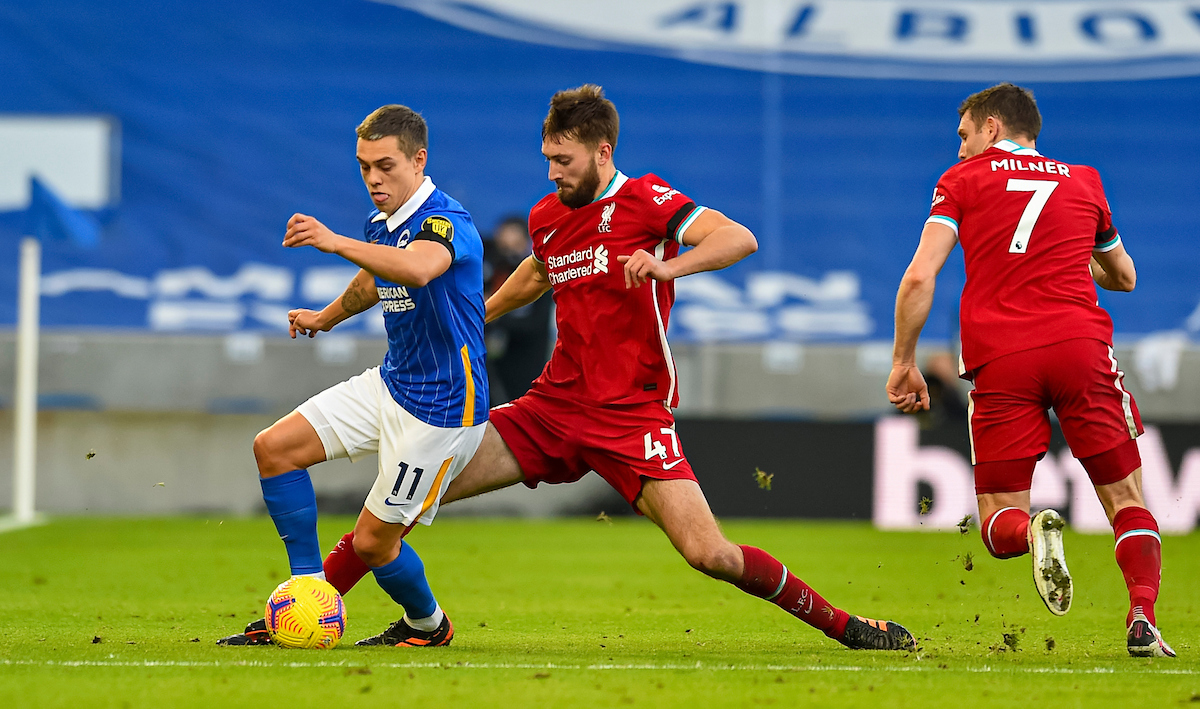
[556,158,601,210]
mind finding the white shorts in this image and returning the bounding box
[296,367,487,527]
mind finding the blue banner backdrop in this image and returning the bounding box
[1,1,1197,342]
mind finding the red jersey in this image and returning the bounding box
[528,171,707,407]
[927,140,1123,378]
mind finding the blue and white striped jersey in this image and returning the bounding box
[364,177,488,428]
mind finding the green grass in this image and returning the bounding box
[1,517,1197,708]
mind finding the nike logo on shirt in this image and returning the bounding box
[542,229,557,244]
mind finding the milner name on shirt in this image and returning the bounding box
[988,157,1071,177]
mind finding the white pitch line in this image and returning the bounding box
[2,659,1195,675]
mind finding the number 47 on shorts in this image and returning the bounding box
[643,428,683,468]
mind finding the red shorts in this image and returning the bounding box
[969,338,1143,489]
[488,387,697,510]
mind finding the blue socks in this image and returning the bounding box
[371,542,438,620]
[260,469,323,576]
[262,470,439,625]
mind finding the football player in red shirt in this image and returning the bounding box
[221,85,914,651]
[887,83,1172,658]
[452,84,912,650]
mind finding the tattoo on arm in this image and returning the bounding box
[341,278,373,315]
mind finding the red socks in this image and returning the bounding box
[736,545,850,639]
[980,505,1163,628]
[323,532,371,596]
[1113,506,1162,626]
[322,512,1164,636]
[981,507,1030,559]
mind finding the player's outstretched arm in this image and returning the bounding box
[288,269,379,338]
[888,222,957,413]
[486,256,551,323]
[1091,243,1136,292]
[283,213,451,288]
[617,209,757,288]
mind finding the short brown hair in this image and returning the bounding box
[356,105,428,158]
[959,83,1042,141]
[542,84,619,149]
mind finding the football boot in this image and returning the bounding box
[215,617,272,646]
[355,614,454,647]
[1030,509,1072,616]
[837,616,915,651]
[1127,613,1176,658]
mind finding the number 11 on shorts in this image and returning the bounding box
[644,428,681,465]
[391,461,424,501]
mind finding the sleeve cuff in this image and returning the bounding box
[925,215,959,236]
[675,205,708,244]
[1094,234,1122,253]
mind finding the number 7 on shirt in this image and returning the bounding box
[1006,178,1059,254]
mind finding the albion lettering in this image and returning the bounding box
[989,158,1071,176]
[396,1,1200,82]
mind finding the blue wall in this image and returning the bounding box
[1,1,1197,341]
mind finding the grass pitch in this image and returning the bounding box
[2,517,1197,708]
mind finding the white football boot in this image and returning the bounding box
[1127,612,1176,658]
[1029,509,1072,616]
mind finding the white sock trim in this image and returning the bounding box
[985,506,1023,554]
[766,566,789,601]
[404,605,444,633]
[1115,529,1161,548]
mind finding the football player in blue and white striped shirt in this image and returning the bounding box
[221,104,487,647]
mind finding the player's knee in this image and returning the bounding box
[350,530,391,568]
[682,541,740,580]
[252,429,281,477]
[253,427,304,478]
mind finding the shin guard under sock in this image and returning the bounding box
[370,541,438,620]
[324,532,371,596]
[260,470,322,575]
[982,507,1031,559]
[1113,506,1162,626]
[736,545,850,638]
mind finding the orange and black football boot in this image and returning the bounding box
[216,618,272,646]
[837,615,915,651]
[355,614,454,647]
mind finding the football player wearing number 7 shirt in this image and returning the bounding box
[888,83,1173,658]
